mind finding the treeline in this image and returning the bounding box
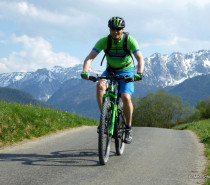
[132,90,210,128]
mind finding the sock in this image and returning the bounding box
[125,124,131,130]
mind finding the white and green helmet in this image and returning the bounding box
[108,17,125,28]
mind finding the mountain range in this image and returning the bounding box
[0,65,99,101]
[0,50,209,119]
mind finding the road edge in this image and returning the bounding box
[187,130,208,185]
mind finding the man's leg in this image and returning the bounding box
[121,93,133,126]
[96,80,108,111]
[121,92,133,144]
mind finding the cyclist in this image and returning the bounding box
[81,16,145,144]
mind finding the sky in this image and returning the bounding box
[0,0,210,73]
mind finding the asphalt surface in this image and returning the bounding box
[0,126,206,185]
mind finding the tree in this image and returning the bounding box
[194,97,210,119]
[133,90,185,128]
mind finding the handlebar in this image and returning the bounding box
[89,74,133,83]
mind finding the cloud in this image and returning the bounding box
[141,35,210,55]
[0,0,209,65]
[0,1,95,26]
[1,1,209,41]
[16,2,76,25]
[0,35,80,73]
[0,1,99,41]
[186,0,210,8]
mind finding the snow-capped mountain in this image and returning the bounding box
[0,50,209,101]
[0,64,100,101]
[143,50,210,87]
[0,65,99,87]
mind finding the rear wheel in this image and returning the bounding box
[115,102,126,155]
[98,101,112,165]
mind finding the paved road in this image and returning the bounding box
[0,126,206,185]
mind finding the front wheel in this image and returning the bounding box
[115,102,126,155]
[98,101,112,165]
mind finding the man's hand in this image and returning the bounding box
[81,72,89,80]
[133,73,143,81]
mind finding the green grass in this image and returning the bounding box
[173,119,210,185]
[0,101,98,147]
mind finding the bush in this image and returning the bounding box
[189,97,210,121]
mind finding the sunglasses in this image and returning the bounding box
[110,27,123,31]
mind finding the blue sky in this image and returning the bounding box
[0,0,210,73]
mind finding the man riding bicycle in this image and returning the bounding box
[81,17,145,144]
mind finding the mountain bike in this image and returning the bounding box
[89,72,133,165]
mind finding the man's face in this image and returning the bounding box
[110,27,124,42]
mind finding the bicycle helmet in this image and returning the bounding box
[108,17,125,28]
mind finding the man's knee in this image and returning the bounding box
[97,80,108,91]
[121,93,132,103]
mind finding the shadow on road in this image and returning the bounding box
[0,149,116,167]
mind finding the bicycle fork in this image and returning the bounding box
[103,93,118,136]
[110,103,118,135]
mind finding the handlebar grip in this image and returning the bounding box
[89,76,97,82]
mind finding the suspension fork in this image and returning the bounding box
[110,103,118,135]
[103,93,118,136]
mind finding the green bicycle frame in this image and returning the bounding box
[103,83,118,135]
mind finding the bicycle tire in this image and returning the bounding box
[115,102,126,155]
[98,100,112,165]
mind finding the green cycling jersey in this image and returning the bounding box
[93,34,140,71]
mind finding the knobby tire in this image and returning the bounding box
[115,102,126,155]
[98,101,112,165]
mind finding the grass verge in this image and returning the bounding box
[173,119,210,185]
[0,101,98,148]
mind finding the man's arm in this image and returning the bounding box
[134,50,145,74]
[83,50,99,73]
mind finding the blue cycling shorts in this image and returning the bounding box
[101,68,134,95]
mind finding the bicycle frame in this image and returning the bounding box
[87,73,134,165]
[103,80,119,136]
[89,73,133,136]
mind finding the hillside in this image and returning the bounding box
[47,78,99,119]
[166,74,210,105]
[0,101,98,147]
[0,87,49,107]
